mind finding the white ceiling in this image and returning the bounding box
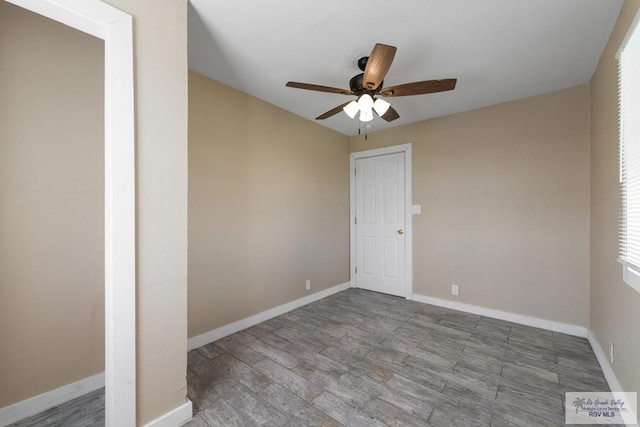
[188,0,623,137]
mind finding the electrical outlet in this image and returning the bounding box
[451,284,459,296]
[305,279,311,291]
[610,342,614,365]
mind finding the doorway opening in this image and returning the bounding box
[1,1,135,425]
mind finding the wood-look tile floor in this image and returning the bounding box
[7,388,104,427]
[10,288,613,426]
[185,289,613,427]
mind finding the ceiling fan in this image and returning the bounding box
[286,43,457,123]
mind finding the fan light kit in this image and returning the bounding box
[343,100,359,119]
[349,94,391,122]
[286,43,457,123]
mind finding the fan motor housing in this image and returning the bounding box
[349,73,382,95]
[349,73,363,93]
[357,56,369,71]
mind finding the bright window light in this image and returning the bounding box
[618,9,640,295]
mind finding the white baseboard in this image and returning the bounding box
[587,330,639,426]
[0,372,105,427]
[188,282,351,351]
[411,294,588,337]
[143,399,193,427]
[587,330,624,392]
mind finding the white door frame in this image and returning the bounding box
[5,1,136,425]
[350,143,413,299]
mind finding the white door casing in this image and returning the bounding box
[350,144,412,298]
[4,1,137,426]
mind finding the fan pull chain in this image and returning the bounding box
[357,124,368,140]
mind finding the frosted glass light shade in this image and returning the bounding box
[373,98,390,116]
[357,94,374,111]
[359,108,373,122]
[343,100,359,119]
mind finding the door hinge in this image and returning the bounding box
[354,168,357,175]
[355,217,357,224]
[355,266,358,274]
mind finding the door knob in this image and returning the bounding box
[397,229,404,235]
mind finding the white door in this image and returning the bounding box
[355,152,406,297]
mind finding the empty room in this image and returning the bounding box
[1,0,639,426]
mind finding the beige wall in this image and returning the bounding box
[0,2,104,407]
[590,0,640,404]
[351,85,591,326]
[99,0,190,423]
[188,71,350,338]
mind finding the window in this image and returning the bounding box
[618,10,640,294]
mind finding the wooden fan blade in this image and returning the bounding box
[381,106,400,122]
[316,101,352,120]
[286,81,353,95]
[380,79,457,97]
[363,43,397,90]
